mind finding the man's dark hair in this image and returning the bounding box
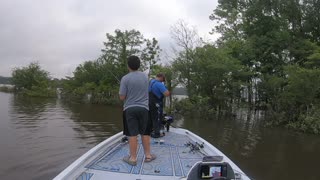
[156,73,166,82]
[127,55,140,70]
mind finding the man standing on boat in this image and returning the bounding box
[149,73,170,138]
[119,55,156,166]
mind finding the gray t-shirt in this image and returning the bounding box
[119,71,149,111]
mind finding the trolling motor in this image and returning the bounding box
[161,113,174,132]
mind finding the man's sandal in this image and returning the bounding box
[144,154,156,163]
[123,156,137,166]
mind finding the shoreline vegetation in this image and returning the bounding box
[0,86,14,93]
[2,1,320,134]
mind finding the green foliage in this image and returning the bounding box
[172,51,194,94]
[0,86,14,93]
[173,44,246,110]
[203,0,320,133]
[306,44,320,67]
[170,20,201,97]
[62,29,161,104]
[173,96,216,119]
[24,86,56,97]
[101,29,160,79]
[173,98,195,114]
[6,5,319,134]
[12,62,50,90]
[141,38,161,76]
[11,62,56,97]
[287,107,320,134]
[101,29,144,79]
[283,66,320,106]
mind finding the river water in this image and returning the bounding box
[0,92,319,180]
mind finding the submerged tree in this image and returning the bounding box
[11,62,56,97]
[208,0,320,133]
[12,62,50,90]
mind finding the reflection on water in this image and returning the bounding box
[175,109,320,180]
[0,93,123,180]
[174,109,263,159]
[59,101,123,143]
[0,92,320,180]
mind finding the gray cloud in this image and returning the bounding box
[0,0,218,78]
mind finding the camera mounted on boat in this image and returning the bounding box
[186,156,237,180]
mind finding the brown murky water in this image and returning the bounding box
[0,92,319,180]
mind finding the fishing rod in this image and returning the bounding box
[100,56,121,84]
[106,68,121,84]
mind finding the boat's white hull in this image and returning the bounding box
[54,127,250,180]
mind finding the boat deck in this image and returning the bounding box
[76,131,215,179]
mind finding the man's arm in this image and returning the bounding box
[119,78,127,101]
[119,95,126,101]
[159,83,170,97]
[163,90,170,97]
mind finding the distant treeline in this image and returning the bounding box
[0,76,12,84]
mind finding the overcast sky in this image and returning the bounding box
[0,0,218,78]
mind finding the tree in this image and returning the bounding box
[63,29,161,104]
[101,29,143,79]
[302,0,320,44]
[11,62,56,97]
[141,38,161,78]
[192,45,243,109]
[101,29,161,80]
[209,0,320,133]
[170,20,201,97]
[12,62,50,90]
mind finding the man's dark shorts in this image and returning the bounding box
[123,106,151,136]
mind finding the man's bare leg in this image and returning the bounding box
[142,135,152,159]
[129,136,138,161]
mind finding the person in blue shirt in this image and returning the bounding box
[149,73,170,138]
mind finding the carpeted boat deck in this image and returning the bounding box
[77,131,213,179]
